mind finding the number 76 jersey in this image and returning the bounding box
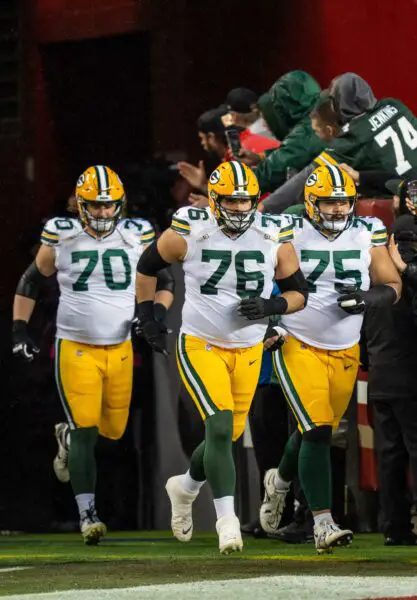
[281,215,388,350]
[171,206,293,348]
[40,217,154,345]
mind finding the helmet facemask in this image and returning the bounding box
[215,195,258,238]
[317,197,355,234]
[78,199,123,236]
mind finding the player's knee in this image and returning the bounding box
[70,426,98,448]
[74,410,101,430]
[206,410,233,446]
[303,424,332,445]
[232,421,245,442]
[99,426,125,441]
[289,429,302,449]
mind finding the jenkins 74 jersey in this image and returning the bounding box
[40,217,152,345]
[281,215,388,350]
[171,207,294,348]
[320,98,417,177]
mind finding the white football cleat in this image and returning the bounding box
[53,422,70,483]
[80,510,107,546]
[259,468,289,534]
[165,475,199,542]
[216,515,243,554]
[314,519,353,554]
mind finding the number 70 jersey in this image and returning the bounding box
[40,217,154,345]
[281,215,388,350]
[171,206,293,348]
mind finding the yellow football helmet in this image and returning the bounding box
[207,160,260,237]
[75,165,125,235]
[304,164,357,236]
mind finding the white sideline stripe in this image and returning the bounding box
[0,567,32,573]
[3,575,417,600]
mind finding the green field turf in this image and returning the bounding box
[0,531,416,597]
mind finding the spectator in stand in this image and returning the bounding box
[177,107,230,207]
[361,182,417,545]
[237,71,324,194]
[262,73,417,214]
[178,100,279,204]
[224,87,280,148]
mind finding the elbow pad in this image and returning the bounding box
[156,267,175,294]
[16,262,48,300]
[277,268,308,305]
[137,241,171,277]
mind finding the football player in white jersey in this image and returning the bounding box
[136,160,308,554]
[260,164,402,553]
[12,165,174,545]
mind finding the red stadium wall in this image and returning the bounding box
[272,0,417,112]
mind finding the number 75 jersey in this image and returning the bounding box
[281,215,388,350]
[40,217,154,345]
[171,206,293,348]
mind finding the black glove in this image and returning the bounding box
[238,296,288,321]
[337,290,367,315]
[12,320,40,362]
[141,319,169,356]
[134,301,169,356]
[263,324,287,352]
[337,285,397,315]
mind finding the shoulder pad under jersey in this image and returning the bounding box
[254,212,295,243]
[119,218,156,245]
[171,206,214,237]
[40,217,80,246]
[351,216,388,246]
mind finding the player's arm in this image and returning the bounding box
[136,229,186,302]
[12,244,57,361]
[338,247,401,314]
[238,242,308,320]
[338,217,401,314]
[135,229,187,354]
[369,245,402,301]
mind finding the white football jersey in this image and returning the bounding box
[171,207,293,348]
[40,217,152,345]
[281,215,388,350]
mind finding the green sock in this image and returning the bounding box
[68,427,98,496]
[298,439,331,511]
[189,440,206,482]
[278,431,301,482]
[204,411,235,498]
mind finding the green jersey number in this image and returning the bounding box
[301,249,362,293]
[72,249,132,291]
[375,116,417,176]
[188,208,209,221]
[200,249,265,298]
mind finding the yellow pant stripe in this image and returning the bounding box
[273,349,314,432]
[54,339,76,428]
[176,334,216,417]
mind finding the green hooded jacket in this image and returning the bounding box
[256,70,325,193]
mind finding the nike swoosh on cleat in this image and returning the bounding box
[249,359,258,366]
[182,525,192,535]
[344,364,352,370]
[121,356,128,361]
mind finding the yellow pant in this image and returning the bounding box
[273,336,359,431]
[176,333,263,441]
[55,338,133,440]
